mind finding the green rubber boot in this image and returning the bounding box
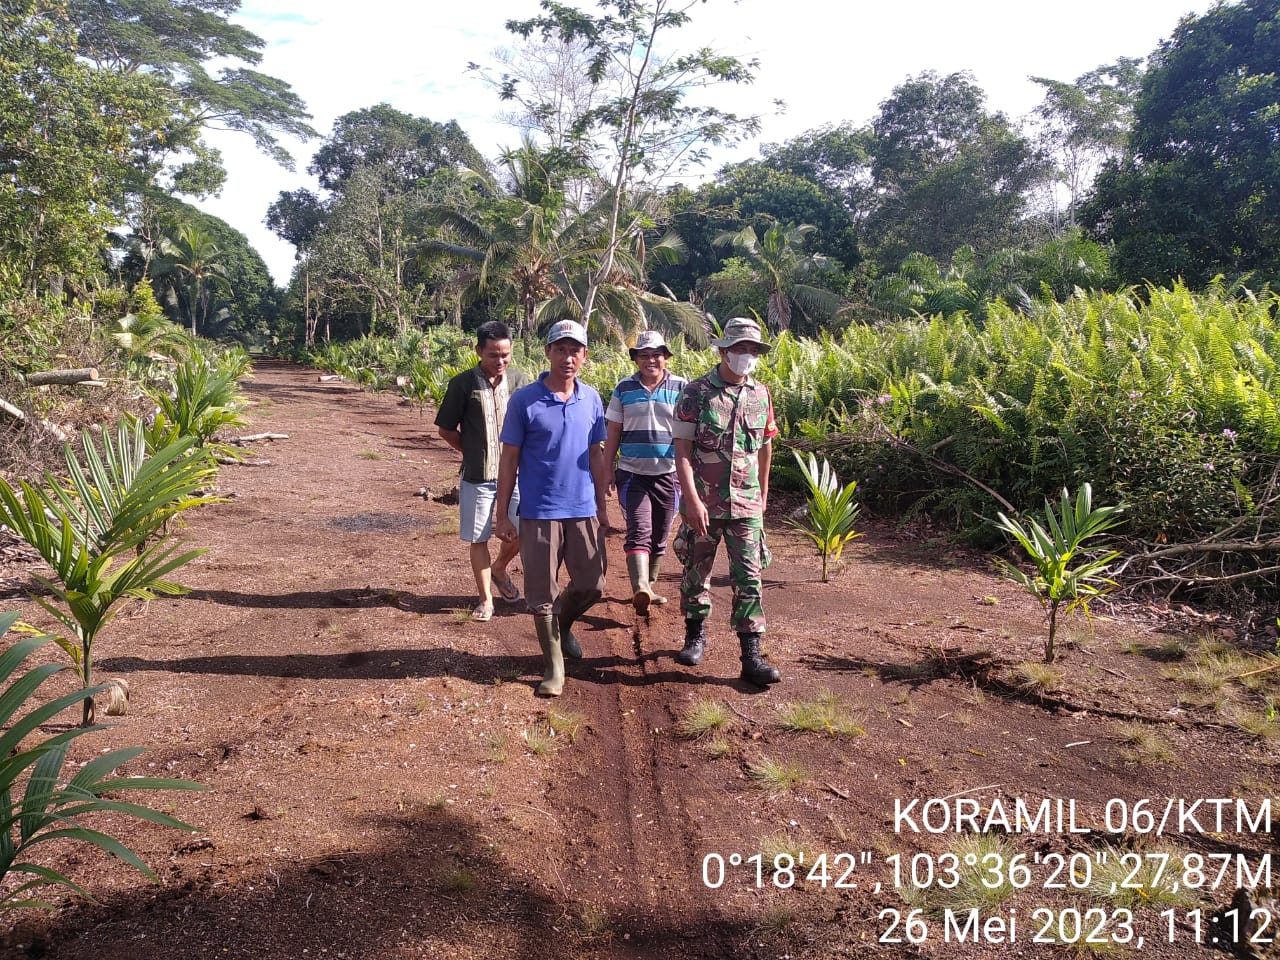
[556,591,592,660]
[649,555,668,605]
[626,552,655,616]
[533,614,564,696]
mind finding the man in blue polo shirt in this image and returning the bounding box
[494,319,610,697]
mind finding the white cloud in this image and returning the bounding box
[196,0,1211,284]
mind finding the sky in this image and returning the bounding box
[196,0,1216,285]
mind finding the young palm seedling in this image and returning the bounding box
[787,450,861,582]
[0,421,215,724]
[995,484,1124,663]
[0,612,204,909]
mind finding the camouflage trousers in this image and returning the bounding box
[679,516,766,634]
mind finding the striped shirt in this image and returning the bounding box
[605,371,689,476]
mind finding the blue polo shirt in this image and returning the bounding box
[500,372,607,519]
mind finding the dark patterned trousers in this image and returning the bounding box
[679,515,765,634]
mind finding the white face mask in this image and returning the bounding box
[726,352,759,377]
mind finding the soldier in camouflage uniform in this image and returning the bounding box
[671,317,782,686]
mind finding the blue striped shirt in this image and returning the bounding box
[605,371,689,476]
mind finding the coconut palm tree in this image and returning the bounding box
[535,226,708,347]
[153,223,230,337]
[710,222,841,334]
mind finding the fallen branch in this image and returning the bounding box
[725,701,759,725]
[218,456,272,467]
[0,398,25,422]
[0,397,72,441]
[25,367,99,386]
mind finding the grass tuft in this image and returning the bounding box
[746,755,807,795]
[484,731,510,764]
[677,699,733,739]
[577,904,612,942]
[1088,844,1201,911]
[703,736,734,759]
[438,865,477,894]
[547,709,584,742]
[901,833,1022,915]
[1012,661,1061,693]
[521,721,559,755]
[776,689,864,738]
[1114,722,1175,764]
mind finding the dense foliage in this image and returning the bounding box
[301,282,1280,593]
[1087,0,1280,286]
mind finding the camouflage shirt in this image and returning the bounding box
[672,368,779,519]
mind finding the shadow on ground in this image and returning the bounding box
[22,810,759,960]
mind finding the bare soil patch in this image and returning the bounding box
[2,360,1276,959]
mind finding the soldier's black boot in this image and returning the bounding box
[675,618,706,666]
[738,632,781,686]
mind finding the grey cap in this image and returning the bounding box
[545,319,588,347]
[629,329,672,358]
[711,317,771,353]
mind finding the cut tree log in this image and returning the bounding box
[0,398,25,422]
[0,397,72,441]
[318,374,343,382]
[25,368,99,385]
[232,432,289,444]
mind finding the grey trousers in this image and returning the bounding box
[519,517,607,616]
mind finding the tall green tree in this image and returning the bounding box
[64,0,314,286]
[275,106,486,338]
[66,0,314,174]
[307,105,486,192]
[1029,59,1143,227]
[0,1,168,291]
[862,71,1047,266]
[501,0,761,329]
[265,189,327,344]
[1086,0,1280,286]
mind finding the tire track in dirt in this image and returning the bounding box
[530,599,737,931]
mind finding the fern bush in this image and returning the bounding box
[292,285,1280,591]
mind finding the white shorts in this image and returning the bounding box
[459,480,519,543]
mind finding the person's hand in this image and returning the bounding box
[494,515,517,543]
[683,498,709,536]
[597,507,619,536]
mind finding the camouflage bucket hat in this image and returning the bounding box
[711,317,772,353]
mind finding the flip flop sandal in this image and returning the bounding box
[494,574,522,603]
[471,602,494,622]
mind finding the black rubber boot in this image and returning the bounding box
[738,632,781,686]
[675,618,706,666]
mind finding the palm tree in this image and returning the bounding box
[710,223,841,334]
[153,224,230,337]
[536,226,708,347]
[423,142,706,347]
